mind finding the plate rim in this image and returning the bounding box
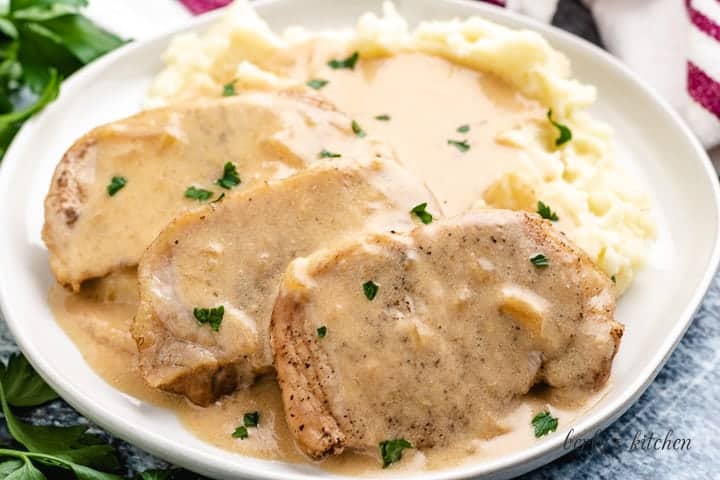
[1,0,719,478]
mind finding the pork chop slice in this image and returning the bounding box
[270,210,623,461]
[133,159,441,406]
[43,90,388,291]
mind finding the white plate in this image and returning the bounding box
[0,0,718,479]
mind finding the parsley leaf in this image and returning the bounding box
[184,186,213,202]
[211,192,225,203]
[447,139,470,153]
[232,426,248,440]
[4,461,45,479]
[216,162,241,189]
[243,412,259,428]
[363,281,378,301]
[537,201,559,221]
[351,120,366,138]
[222,80,237,97]
[611,275,616,284]
[379,439,412,468]
[306,78,328,90]
[530,253,549,268]
[1,354,57,407]
[193,306,224,332]
[106,176,126,196]
[374,114,390,121]
[317,326,327,338]
[327,51,359,70]
[137,469,174,480]
[0,2,123,162]
[410,202,433,224]
[457,124,470,133]
[532,410,558,437]
[318,149,341,159]
[547,109,572,146]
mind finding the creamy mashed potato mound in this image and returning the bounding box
[147,1,655,294]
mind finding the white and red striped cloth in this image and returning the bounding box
[86,0,720,162]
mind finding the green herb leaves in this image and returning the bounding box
[233,411,260,440]
[184,186,213,202]
[363,281,378,301]
[193,306,224,332]
[243,411,259,428]
[537,201,559,221]
[327,51,359,70]
[379,439,412,468]
[0,353,122,479]
[410,202,433,224]
[222,79,237,97]
[318,149,341,159]
[216,161,241,189]
[547,109,572,147]
[306,78,328,90]
[106,176,126,196]
[530,253,549,268]
[232,426,248,440]
[374,114,390,121]
[0,355,57,407]
[0,0,124,161]
[456,124,470,133]
[317,326,327,338]
[531,410,558,438]
[447,139,470,153]
[351,120,366,138]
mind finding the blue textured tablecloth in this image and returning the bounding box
[1,1,717,478]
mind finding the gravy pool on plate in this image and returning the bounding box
[45,0,653,474]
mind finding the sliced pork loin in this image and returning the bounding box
[271,210,622,460]
[133,159,441,406]
[43,90,388,291]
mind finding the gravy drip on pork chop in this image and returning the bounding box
[42,90,389,291]
[133,159,441,406]
[271,210,622,460]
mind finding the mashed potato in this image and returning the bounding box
[147,1,655,294]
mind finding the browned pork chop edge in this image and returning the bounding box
[271,290,346,459]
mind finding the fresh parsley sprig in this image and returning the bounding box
[0,0,125,161]
[0,353,124,479]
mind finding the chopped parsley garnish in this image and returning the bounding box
[306,79,329,90]
[222,80,238,97]
[351,120,366,138]
[363,281,379,301]
[457,124,470,133]
[107,176,126,196]
[319,149,342,159]
[537,201,559,221]
[447,139,470,152]
[375,114,391,121]
[531,410,558,438]
[547,109,572,146]
[611,275,617,284]
[379,439,413,468]
[232,411,259,439]
[530,253,549,268]
[193,306,224,332]
[212,192,226,203]
[317,326,327,338]
[243,411,260,428]
[185,186,213,201]
[410,202,433,224]
[327,51,359,70]
[216,162,241,189]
